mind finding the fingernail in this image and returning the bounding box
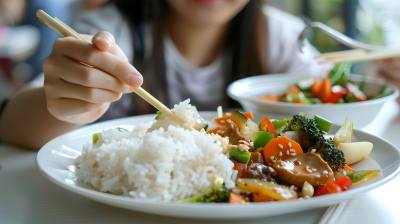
[97,36,113,47]
[128,74,143,87]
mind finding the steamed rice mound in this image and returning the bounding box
[76,100,235,202]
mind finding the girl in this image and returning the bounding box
[0,0,392,149]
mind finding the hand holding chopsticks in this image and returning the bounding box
[37,9,193,130]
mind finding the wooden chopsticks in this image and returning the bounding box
[317,48,400,64]
[36,9,194,131]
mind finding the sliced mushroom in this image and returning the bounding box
[272,153,334,187]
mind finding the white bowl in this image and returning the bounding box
[227,73,399,128]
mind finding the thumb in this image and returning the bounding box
[92,31,115,52]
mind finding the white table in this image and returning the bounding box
[1,101,399,224]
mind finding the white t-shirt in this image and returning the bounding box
[31,3,330,116]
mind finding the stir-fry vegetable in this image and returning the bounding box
[252,193,273,202]
[230,148,251,164]
[178,176,230,203]
[228,192,249,204]
[338,142,373,165]
[333,116,353,146]
[93,133,100,144]
[313,115,332,132]
[258,63,393,104]
[314,137,346,171]
[236,178,298,200]
[339,170,381,184]
[262,136,303,165]
[282,115,324,151]
[232,161,247,178]
[254,131,274,150]
[314,176,352,196]
[260,117,276,137]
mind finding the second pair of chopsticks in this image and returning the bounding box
[36,9,194,131]
[317,48,400,64]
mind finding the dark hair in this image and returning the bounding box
[112,0,267,113]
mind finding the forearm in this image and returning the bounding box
[0,87,81,150]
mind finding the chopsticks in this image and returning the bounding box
[317,48,400,64]
[36,9,194,131]
[318,201,348,224]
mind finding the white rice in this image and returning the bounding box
[76,99,235,202]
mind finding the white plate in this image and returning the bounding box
[36,112,400,220]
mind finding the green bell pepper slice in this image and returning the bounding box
[230,148,251,165]
[254,131,274,150]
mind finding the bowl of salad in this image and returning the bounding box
[227,64,399,128]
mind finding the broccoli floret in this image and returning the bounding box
[178,176,229,203]
[282,115,324,151]
[281,115,345,171]
[314,137,346,171]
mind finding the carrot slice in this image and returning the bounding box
[342,164,356,172]
[293,100,302,104]
[319,77,332,103]
[214,111,254,125]
[252,193,273,202]
[259,95,279,102]
[263,136,303,165]
[311,79,321,97]
[242,112,254,120]
[278,92,286,101]
[260,117,276,138]
[289,85,301,94]
[229,192,249,204]
[206,127,225,136]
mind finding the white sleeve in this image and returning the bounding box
[70,2,134,63]
[264,6,333,76]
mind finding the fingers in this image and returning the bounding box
[47,98,109,121]
[47,54,132,93]
[49,77,123,103]
[92,31,115,52]
[54,37,143,87]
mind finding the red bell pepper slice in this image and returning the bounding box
[326,85,347,103]
[314,176,352,196]
[334,176,352,191]
[260,117,276,138]
[232,161,247,178]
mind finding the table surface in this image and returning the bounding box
[1,101,399,224]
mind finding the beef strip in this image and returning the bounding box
[246,163,277,183]
[223,119,246,145]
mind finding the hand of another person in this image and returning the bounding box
[43,31,143,124]
[377,57,400,103]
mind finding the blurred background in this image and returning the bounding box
[0,0,399,102]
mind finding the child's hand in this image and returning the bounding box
[43,31,143,124]
[378,58,400,103]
